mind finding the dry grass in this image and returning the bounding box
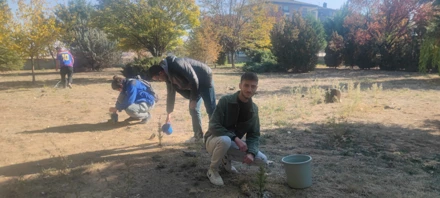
[0,68,439,197]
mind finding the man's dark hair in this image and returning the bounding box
[148,65,164,77]
[111,75,125,90]
[240,72,258,83]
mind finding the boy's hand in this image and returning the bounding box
[109,107,117,113]
[189,100,197,109]
[234,138,248,152]
[166,113,172,123]
[243,153,254,164]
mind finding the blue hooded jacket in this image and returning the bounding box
[115,79,155,111]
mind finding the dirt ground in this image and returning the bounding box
[0,67,439,198]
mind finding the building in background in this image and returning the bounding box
[270,0,337,21]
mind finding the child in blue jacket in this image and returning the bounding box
[109,75,156,123]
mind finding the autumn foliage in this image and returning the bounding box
[344,0,433,70]
[324,32,344,67]
[15,0,60,82]
[186,17,221,64]
[0,0,23,71]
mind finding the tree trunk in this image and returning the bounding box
[48,46,57,68]
[136,50,142,59]
[31,56,36,83]
[150,48,160,57]
[36,55,41,70]
[230,51,236,68]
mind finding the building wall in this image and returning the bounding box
[275,3,318,19]
[318,8,336,21]
[22,59,56,70]
[271,1,336,21]
[22,58,89,72]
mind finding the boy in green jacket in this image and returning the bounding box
[204,72,269,186]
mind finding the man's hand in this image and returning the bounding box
[109,107,117,113]
[166,113,172,123]
[243,153,254,164]
[234,138,248,152]
[189,100,197,110]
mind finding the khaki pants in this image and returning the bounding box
[205,135,268,170]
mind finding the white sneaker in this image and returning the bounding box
[222,155,238,174]
[185,137,203,143]
[207,168,224,186]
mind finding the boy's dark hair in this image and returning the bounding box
[240,72,258,83]
[111,75,125,90]
[148,65,164,77]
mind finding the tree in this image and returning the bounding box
[305,14,326,50]
[55,0,121,71]
[271,12,320,73]
[0,0,23,71]
[323,3,356,67]
[54,0,94,45]
[186,16,222,64]
[96,0,199,57]
[323,3,349,41]
[324,32,344,68]
[15,0,60,83]
[244,2,277,51]
[72,28,121,71]
[200,0,276,68]
[419,0,440,74]
[347,0,432,71]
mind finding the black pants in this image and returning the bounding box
[60,66,73,88]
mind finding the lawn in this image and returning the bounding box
[0,67,439,197]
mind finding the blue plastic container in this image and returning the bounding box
[161,123,173,135]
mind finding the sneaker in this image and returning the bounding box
[140,117,150,124]
[207,168,224,186]
[67,83,72,89]
[124,117,139,122]
[139,113,151,124]
[195,132,204,139]
[185,136,203,143]
[222,156,238,174]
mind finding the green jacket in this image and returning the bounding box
[204,91,261,156]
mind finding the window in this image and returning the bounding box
[302,8,308,17]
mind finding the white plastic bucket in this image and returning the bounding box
[281,154,313,189]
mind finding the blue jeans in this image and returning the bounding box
[189,84,216,138]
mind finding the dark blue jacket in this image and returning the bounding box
[115,79,155,111]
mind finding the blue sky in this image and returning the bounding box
[7,0,346,13]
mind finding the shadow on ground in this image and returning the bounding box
[255,77,440,96]
[0,78,111,91]
[1,121,440,197]
[424,119,440,131]
[20,121,141,134]
[0,142,214,198]
[258,121,440,197]
[0,71,59,77]
[216,68,431,79]
[0,143,159,177]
